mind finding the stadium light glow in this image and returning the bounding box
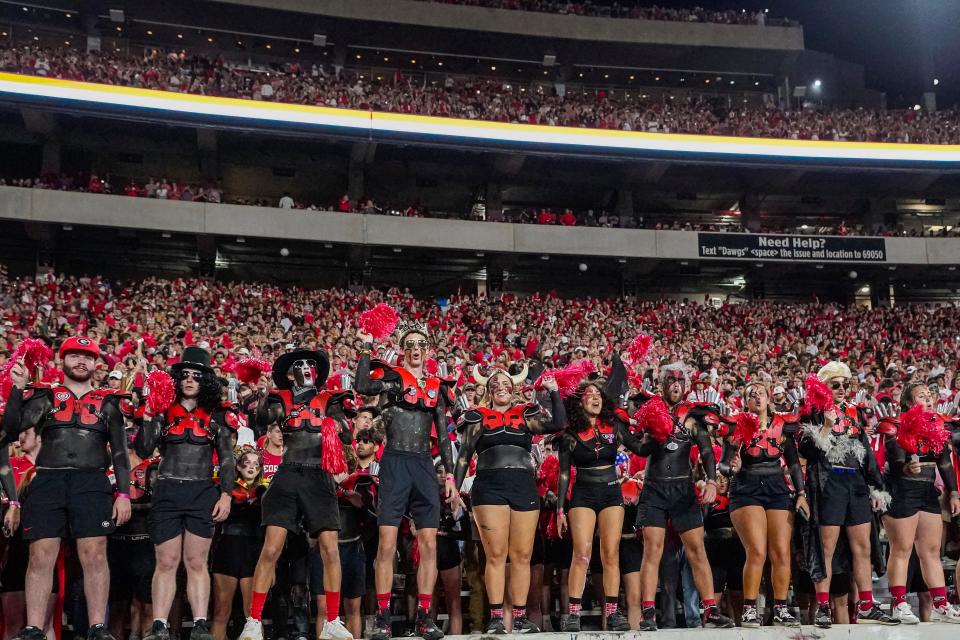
[934,78,940,86]
[813,79,822,89]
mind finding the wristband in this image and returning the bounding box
[8,501,20,508]
[446,474,455,483]
[115,492,130,500]
[557,508,565,517]
[796,492,807,498]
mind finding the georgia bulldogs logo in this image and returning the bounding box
[55,392,71,402]
[76,338,92,346]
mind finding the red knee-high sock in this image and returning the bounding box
[815,592,830,606]
[930,586,948,608]
[858,591,874,612]
[890,586,907,607]
[325,591,341,622]
[418,593,432,612]
[251,591,268,621]
[377,593,391,614]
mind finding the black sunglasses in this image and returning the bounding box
[829,381,847,390]
[184,371,204,381]
[404,340,428,350]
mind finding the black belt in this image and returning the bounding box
[740,465,784,476]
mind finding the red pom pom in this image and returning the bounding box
[424,358,438,376]
[20,339,53,373]
[359,304,400,340]
[117,340,136,360]
[232,358,271,385]
[145,370,175,415]
[41,366,63,384]
[184,329,194,346]
[634,396,674,443]
[898,404,950,455]
[535,359,596,398]
[803,373,834,414]
[627,368,645,391]
[321,417,347,474]
[621,479,641,505]
[537,455,560,495]
[733,412,761,445]
[625,333,652,366]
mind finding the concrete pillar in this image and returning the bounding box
[347,159,365,202]
[485,182,503,221]
[615,189,633,227]
[486,257,504,293]
[41,140,61,175]
[197,129,220,181]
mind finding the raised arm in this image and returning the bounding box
[526,390,567,435]
[354,343,386,396]
[134,413,161,460]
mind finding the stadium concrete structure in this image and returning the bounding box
[0,0,957,304]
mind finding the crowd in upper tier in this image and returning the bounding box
[3,45,959,144]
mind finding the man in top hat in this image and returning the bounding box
[5,336,132,640]
[355,321,458,640]
[239,348,354,640]
[137,346,237,640]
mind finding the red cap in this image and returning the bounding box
[58,336,101,360]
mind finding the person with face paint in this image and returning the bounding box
[452,366,564,634]
[355,321,458,640]
[240,348,354,640]
[878,382,960,624]
[4,336,132,640]
[136,347,237,640]
[631,362,734,631]
[555,376,645,633]
[717,381,807,627]
[798,361,896,628]
[212,451,267,640]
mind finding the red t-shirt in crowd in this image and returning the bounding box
[261,449,283,479]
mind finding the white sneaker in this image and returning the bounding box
[320,618,354,640]
[931,604,960,624]
[238,618,263,640]
[892,602,919,625]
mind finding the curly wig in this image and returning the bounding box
[172,367,222,413]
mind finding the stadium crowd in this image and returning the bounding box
[6,174,957,238]
[1,272,960,640]
[418,1,778,25]
[3,45,960,144]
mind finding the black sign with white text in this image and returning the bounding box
[697,233,887,262]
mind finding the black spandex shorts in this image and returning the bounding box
[22,468,115,540]
[817,471,872,527]
[437,536,462,572]
[730,472,793,512]
[149,478,220,545]
[262,464,340,535]
[377,450,441,529]
[569,480,623,513]
[471,469,539,511]
[211,534,262,579]
[705,530,745,592]
[886,477,941,519]
[636,479,703,533]
[620,537,644,575]
[108,537,155,603]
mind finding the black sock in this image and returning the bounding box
[775,599,787,608]
[744,599,757,607]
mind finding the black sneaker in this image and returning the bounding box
[560,613,580,632]
[485,617,506,635]
[814,604,833,628]
[606,609,631,632]
[144,621,170,640]
[639,607,658,631]
[512,616,540,634]
[856,603,900,625]
[773,606,801,628]
[416,610,444,640]
[14,628,48,640]
[371,611,391,640]
[87,625,117,640]
[191,620,213,640]
[741,605,760,628]
[704,606,734,628]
